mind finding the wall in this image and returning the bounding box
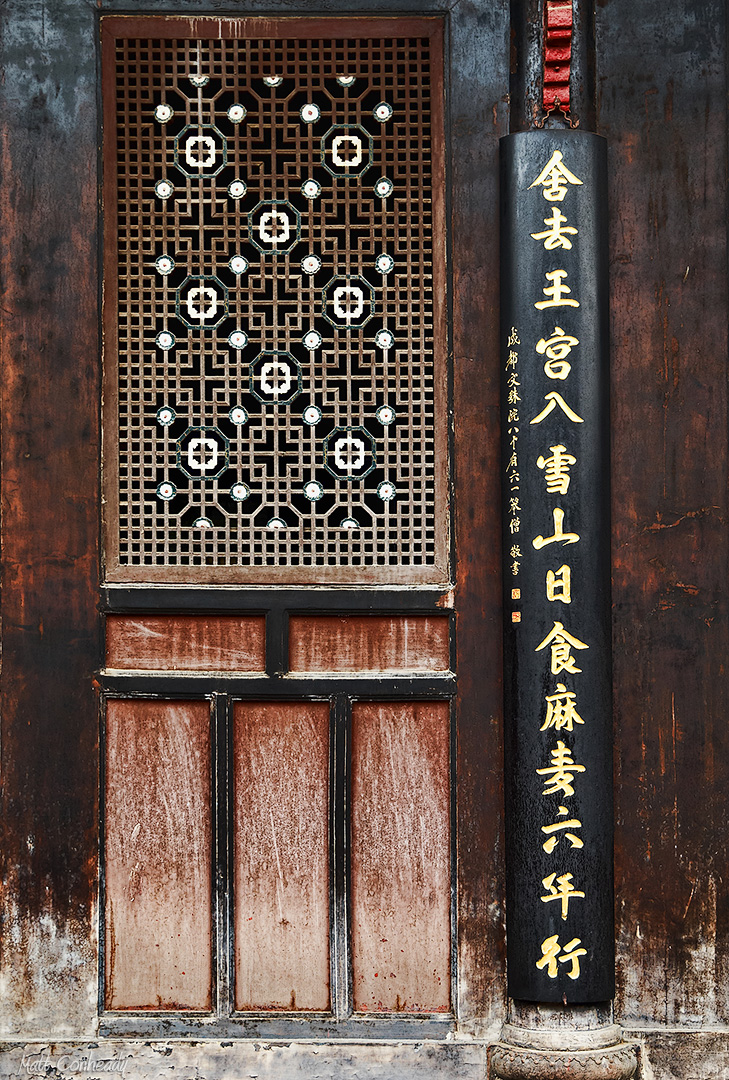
[0,0,727,1077]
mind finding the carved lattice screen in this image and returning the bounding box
[102,18,447,583]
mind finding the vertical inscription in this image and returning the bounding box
[500,131,613,1003]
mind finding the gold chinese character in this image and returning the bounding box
[508,327,521,346]
[508,408,519,423]
[510,545,522,558]
[537,936,587,979]
[532,508,580,549]
[536,935,561,977]
[559,938,588,978]
[541,806,583,852]
[506,349,519,369]
[541,683,585,731]
[530,392,584,425]
[535,269,580,310]
[509,518,521,534]
[537,740,586,797]
[507,452,518,471]
[541,872,585,920]
[512,561,520,576]
[537,326,580,360]
[546,564,572,604]
[531,207,578,250]
[536,621,589,673]
[529,150,584,202]
[508,387,521,404]
[536,326,580,380]
[509,497,522,514]
[537,445,577,494]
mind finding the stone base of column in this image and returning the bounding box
[489,1003,638,1080]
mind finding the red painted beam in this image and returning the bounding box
[544,0,572,113]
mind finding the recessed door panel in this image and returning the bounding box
[351,700,451,1013]
[233,700,331,1011]
[105,614,266,671]
[288,614,451,672]
[104,699,213,1010]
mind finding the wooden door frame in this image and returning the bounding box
[0,0,508,1044]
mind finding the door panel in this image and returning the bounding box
[106,613,267,671]
[233,701,331,1012]
[104,698,213,1010]
[99,12,456,1033]
[350,700,451,1013]
[288,614,451,672]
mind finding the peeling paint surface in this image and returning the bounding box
[0,1040,486,1080]
[0,0,101,1041]
[0,910,98,1040]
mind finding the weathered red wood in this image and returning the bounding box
[351,701,451,1013]
[233,701,330,1012]
[106,615,266,671]
[288,615,451,673]
[104,699,213,1010]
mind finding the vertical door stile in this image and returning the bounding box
[213,691,232,1018]
[331,692,352,1021]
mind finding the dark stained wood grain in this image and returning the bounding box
[351,701,451,1013]
[450,0,510,1027]
[288,615,451,673]
[599,0,729,1026]
[106,614,266,671]
[233,701,330,1012]
[104,699,213,1010]
[0,0,101,1032]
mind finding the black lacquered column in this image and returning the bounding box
[500,129,613,1004]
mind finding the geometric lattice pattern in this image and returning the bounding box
[107,31,445,578]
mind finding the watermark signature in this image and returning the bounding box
[19,1049,132,1075]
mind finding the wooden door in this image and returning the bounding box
[0,0,506,1063]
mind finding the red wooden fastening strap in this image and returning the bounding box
[543,0,572,112]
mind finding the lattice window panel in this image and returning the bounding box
[102,20,448,583]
